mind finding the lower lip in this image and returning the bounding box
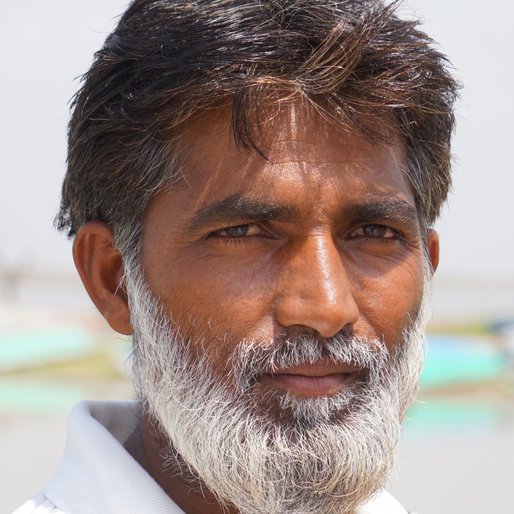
[261,373,357,397]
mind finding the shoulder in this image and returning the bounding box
[10,493,63,514]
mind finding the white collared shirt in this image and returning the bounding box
[12,401,411,514]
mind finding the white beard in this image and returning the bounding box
[127,266,430,514]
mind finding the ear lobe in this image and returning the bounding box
[426,229,440,274]
[73,222,132,335]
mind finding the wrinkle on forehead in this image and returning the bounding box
[170,100,410,212]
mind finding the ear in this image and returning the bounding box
[426,229,440,274]
[73,222,132,335]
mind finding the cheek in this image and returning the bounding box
[145,254,277,342]
[351,256,425,349]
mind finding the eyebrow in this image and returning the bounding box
[187,194,419,232]
[188,194,299,231]
[345,198,419,228]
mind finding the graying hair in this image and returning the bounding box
[56,0,458,262]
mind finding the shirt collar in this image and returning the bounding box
[44,401,184,514]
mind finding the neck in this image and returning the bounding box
[124,412,238,514]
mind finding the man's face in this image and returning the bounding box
[125,103,433,513]
[140,103,426,378]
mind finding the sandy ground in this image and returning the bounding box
[1,401,513,514]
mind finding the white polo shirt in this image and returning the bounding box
[12,401,411,514]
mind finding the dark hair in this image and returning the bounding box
[57,0,459,257]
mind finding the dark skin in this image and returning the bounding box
[73,103,439,514]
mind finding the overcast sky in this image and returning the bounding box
[2,0,513,281]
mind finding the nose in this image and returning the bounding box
[273,232,359,338]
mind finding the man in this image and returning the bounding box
[14,0,458,513]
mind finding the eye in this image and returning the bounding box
[349,224,399,240]
[210,223,264,239]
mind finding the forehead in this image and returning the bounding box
[149,102,414,223]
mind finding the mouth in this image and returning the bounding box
[260,362,363,397]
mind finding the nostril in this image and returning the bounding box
[273,294,359,339]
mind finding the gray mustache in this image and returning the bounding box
[232,333,390,392]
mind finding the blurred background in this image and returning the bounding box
[1,1,513,512]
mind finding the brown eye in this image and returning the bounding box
[213,223,263,238]
[350,224,398,239]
